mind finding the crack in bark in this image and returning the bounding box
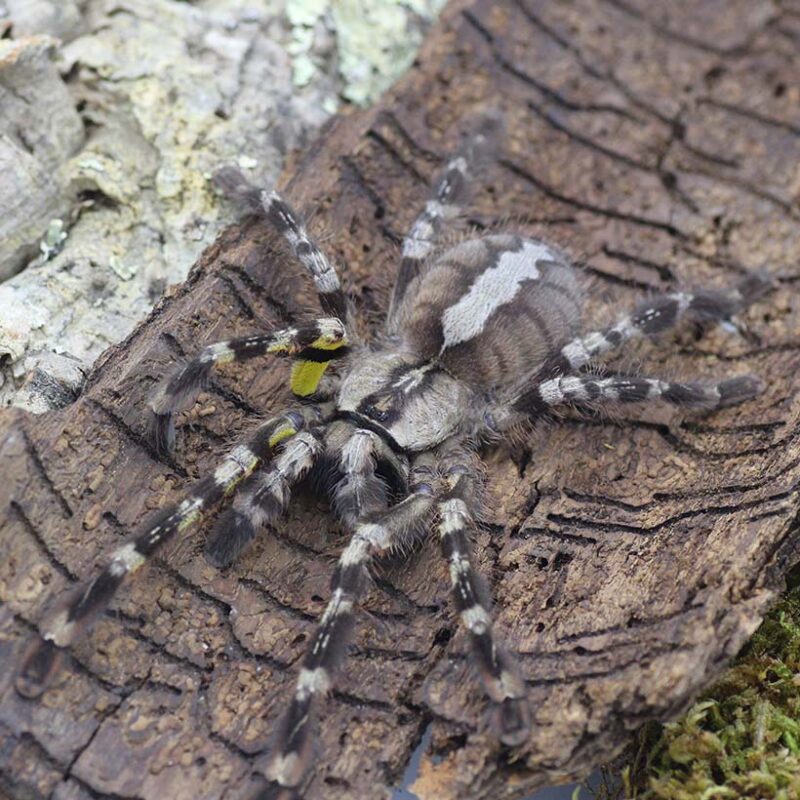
[20,426,74,518]
[10,500,78,581]
[598,0,773,56]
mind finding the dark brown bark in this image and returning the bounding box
[2,0,800,798]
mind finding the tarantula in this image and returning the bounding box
[16,126,770,799]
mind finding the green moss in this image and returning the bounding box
[620,571,800,800]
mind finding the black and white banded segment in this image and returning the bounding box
[15,406,322,699]
[437,471,529,745]
[214,167,349,321]
[533,272,771,382]
[205,430,322,568]
[387,123,499,328]
[147,318,347,455]
[260,457,437,796]
[521,372,765,415]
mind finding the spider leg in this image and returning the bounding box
[214,167,350,323]
[510,371,764,420]
[205,430,322,568]
[15,405,324,699]
[386,124,498,333]
[147,318,347,454]
[329,424,409,527]
[436,456,529,746]
[261,454,437,795]
[539,272,772,377]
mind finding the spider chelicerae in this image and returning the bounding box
[16,122,770,799]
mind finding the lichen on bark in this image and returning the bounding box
[0,0,445,412]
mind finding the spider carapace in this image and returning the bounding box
[16,122,770,799]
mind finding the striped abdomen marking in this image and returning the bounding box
[15,408,316,699]
[438,239,546,349]
[405,235,583,391]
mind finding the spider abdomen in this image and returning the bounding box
[404,234,584,391]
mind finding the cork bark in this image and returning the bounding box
[2,1,800,798]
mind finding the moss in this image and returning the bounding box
[617,570,800,800]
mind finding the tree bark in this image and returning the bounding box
[2,1,799,798]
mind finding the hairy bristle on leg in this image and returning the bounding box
[332,428,389,527]
[205,431,321,567]
[534,272,773,379]
[15,407,321,698]
[437,471,530,746]
[386,120,501,332]
[147,319,347,454]
[512,372,765,418]
[259,453,436,794]
[214,167,351,326]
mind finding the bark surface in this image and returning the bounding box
[2,1,800,798]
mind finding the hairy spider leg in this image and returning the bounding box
[205,430,323,567]
[387,124,501,332]
[214,167,350,324]
[147,318,348,454]
[259,454,438,796]
[533,272,771,380]
[510,372,764,420]
[386,156,471,329]
[436,460,529,746]
[331,427,393,527]
[15,406,323,699]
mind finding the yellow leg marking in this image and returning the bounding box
[290,361,330,398]
[309,332,346,350]
[222,455,262,496]
[269,424,298,448]
[178,510,202,531]
[266,334,297,355]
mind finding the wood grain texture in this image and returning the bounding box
[2,0,800,798]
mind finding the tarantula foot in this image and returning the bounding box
[147,410,175,456]
[212,165,262,212]
[738,270,774,306]
[497,695,532,748]
[15,637,62,698]
[251,781,302,800]
[718,374,765,407]
[205,508,257,568]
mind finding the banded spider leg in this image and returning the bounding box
[259,442,528,798]
[18,181,355,699]
[15,405,325,698]
[485,272,772,432]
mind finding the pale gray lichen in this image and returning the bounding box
[287,0,448,107]
[0,0,336,409]
[0,0,447,411]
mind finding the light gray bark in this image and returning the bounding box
[0,0,443,412]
